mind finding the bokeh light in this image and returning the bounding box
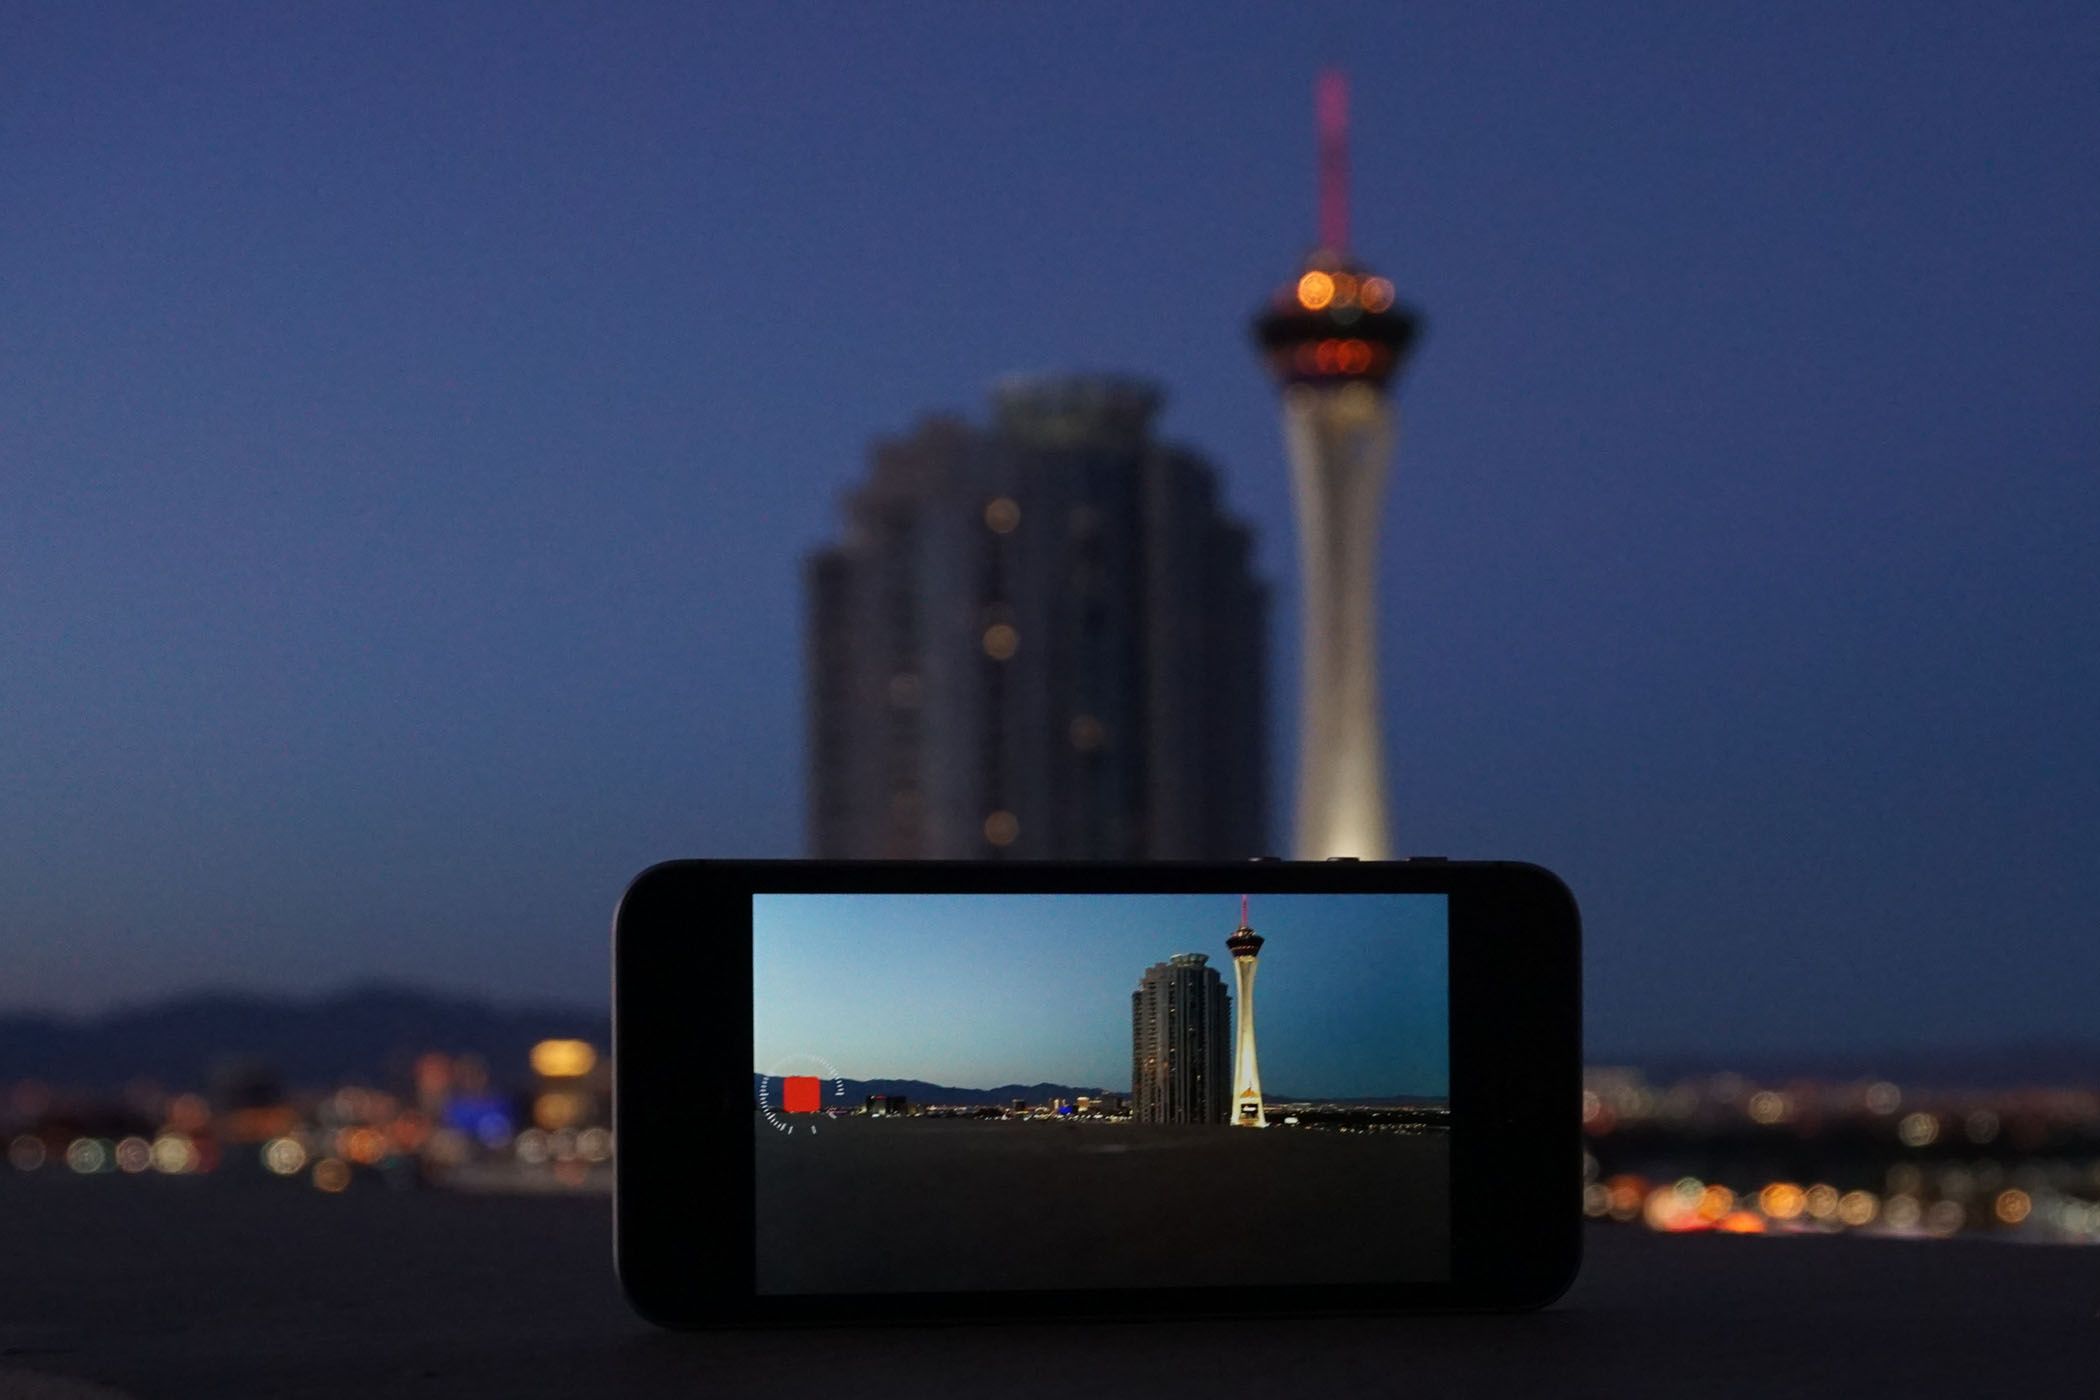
[528,1039,597,1079]
[1836,1190,1879,1226]
[113,1136,151,1173]
[1644,1187,1690,1232]
[533,1092,586,1132]
[981,623,1019,661]
[983,497,1021,533]
[262,1136,308,1176]
[150,1134,195,1174]
[340,1125,388,1165]
[1747,1091,1788,1124]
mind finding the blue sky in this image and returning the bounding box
[753,894,1449,1098]
[1,4,2095,1060]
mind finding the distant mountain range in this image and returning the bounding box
[1593,1040,2100,1090]
[4,984,2096,1097]
[0,984,609,1093]
[756,1076,1114,1107]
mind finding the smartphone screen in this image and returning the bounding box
[751,892,1450,1295]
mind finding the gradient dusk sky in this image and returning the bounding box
[2,5,2096,1060]
[753,894,1449,1098]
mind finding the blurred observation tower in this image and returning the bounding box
[1253,71,1423,860]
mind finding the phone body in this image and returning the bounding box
[614,859,1580,1326]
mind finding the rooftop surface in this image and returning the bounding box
[3,1175,2094,1398]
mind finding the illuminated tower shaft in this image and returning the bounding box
[1227,896,1266,1127]
[1285,386,1395,859]
[1252,71,1421,860]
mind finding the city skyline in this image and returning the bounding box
[3,7,2096,1062]
[753,893,1449,1098]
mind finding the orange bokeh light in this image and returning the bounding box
[530,1039,597,1078]
[341,1126,387,1165]
[1296,270,1335,310]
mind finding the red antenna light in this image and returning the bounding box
[1316,69,1350,255]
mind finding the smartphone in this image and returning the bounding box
[613,859,1580,1325]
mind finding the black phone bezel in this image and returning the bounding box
[614,859,1580,1326]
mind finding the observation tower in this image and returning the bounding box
[1227,894,1266,1127]
[1252,71,1423,860]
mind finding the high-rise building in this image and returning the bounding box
[1226,895,1267,1127]
[1130,952,1232,1125]
[806,375,1269,859]
[1252,72,1423,859]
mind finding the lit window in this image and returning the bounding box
[981,623,1019,661]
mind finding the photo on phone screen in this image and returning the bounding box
[752,892,1450,1294]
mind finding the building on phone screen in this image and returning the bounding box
[1131,953,1232,1125]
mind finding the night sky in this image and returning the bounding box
[4,5,2095,1059]
[754,894,1449,1098]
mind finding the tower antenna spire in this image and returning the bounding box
[1240,892,1250,927]
[1317,68,1350,255]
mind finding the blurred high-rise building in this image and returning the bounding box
[805,375,1268,859]
[1130,953,1232,1125]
